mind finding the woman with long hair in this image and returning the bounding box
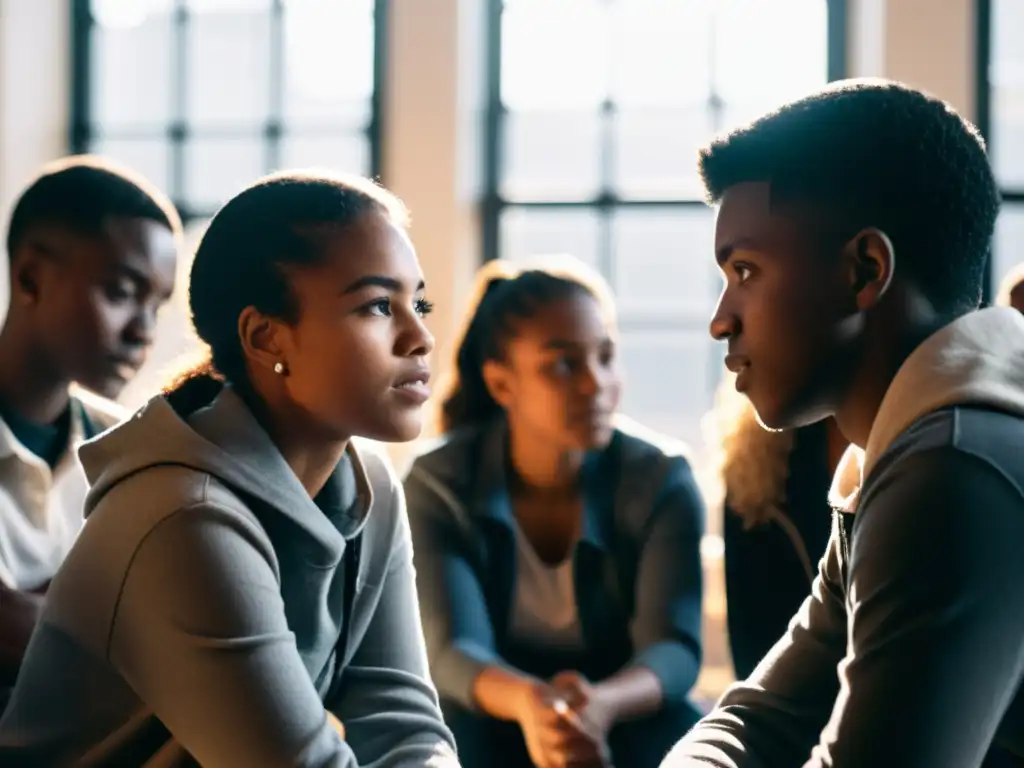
[0,171,458,767]
[406,258,705,768]
[708,374,843,679]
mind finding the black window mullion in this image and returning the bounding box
[70,0,93,155]
[369,0,388,181]
[266,0,284,173]
[170,0,189,219]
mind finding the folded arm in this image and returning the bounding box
[406,467,558,728]
[110,504,354,768]
[612,458,706,723]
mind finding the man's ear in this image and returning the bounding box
[842,228,895,310]
[482,359,514,410]
[10,243,48,306]
[238,305,288,374]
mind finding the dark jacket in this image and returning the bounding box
[404,416,705,711]
[665,307,1024,767]
[723,421,834,679]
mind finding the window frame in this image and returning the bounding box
[479,0,849,268]
[69,0,388,225]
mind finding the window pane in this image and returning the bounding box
[499,207,602,268]
[501,0,609,110]
[991,0,1024,187]
[992,203,1024,296]
[609,0,712,107]
[184,137,266,210]
[185,5,272,127]
[610,207,717,317]
[714,0,828,104]
[612,108,712,200]
[617,327,718,450]
[279,134,370,176]
[90,4,175,130]
[89,137,172,197]
[282,0,375,127]
[502,111,602,201]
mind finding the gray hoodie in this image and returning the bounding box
[664,307,1024,767]
[0,386,458,767]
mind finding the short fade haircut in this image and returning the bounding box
[698,78,1000,316]
[5,154,183,258]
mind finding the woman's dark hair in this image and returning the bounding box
[164,170,407,409]
[437,257,616,433]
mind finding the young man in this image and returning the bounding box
[0,157,180,694]
[663,80,1024,767]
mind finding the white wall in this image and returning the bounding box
[848,0,977,120]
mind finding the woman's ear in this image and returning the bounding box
[482,359,514,410]
[842,227,895,310]
[237,305,287,374]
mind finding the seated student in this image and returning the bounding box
[0,171,458,767]
[663,79,1024,767]
[0,156,180,699]
[405,258,705,768]
[710,376,844,679]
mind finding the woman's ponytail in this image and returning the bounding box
[162,346,225,413]
[435,263,517,433]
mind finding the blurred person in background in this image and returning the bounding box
[406,258,705,768]
[0,156,181,710]
[708,373,843,680]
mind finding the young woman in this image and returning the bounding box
[0,171,459,767]
[405,259,705,768]
[709,375,844,679]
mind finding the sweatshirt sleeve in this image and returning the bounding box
[108,504,355,768]
[325,482,460,768]
[626,457,704,703]
[800,448,1024,767]
[662,522,847,767]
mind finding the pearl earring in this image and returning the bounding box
[273,361,286,375]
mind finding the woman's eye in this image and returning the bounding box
[366,298,391,317]
[104,279,137,303]
[415,298,435,317]
[734,263,753,283]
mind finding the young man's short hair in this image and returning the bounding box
[698,78,1000,316]
[5,155,182,258]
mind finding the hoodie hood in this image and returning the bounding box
[830,307,1024,512]
[79,386,373,551]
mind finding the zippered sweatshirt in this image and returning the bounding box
[0,385,458,767]
[664,307,1024,768]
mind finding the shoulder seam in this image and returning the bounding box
[104,498,274,661]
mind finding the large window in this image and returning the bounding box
[984,0,1024,295]
[70,0,384,407]
[483,0,845,455]
[72,0,384,223]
